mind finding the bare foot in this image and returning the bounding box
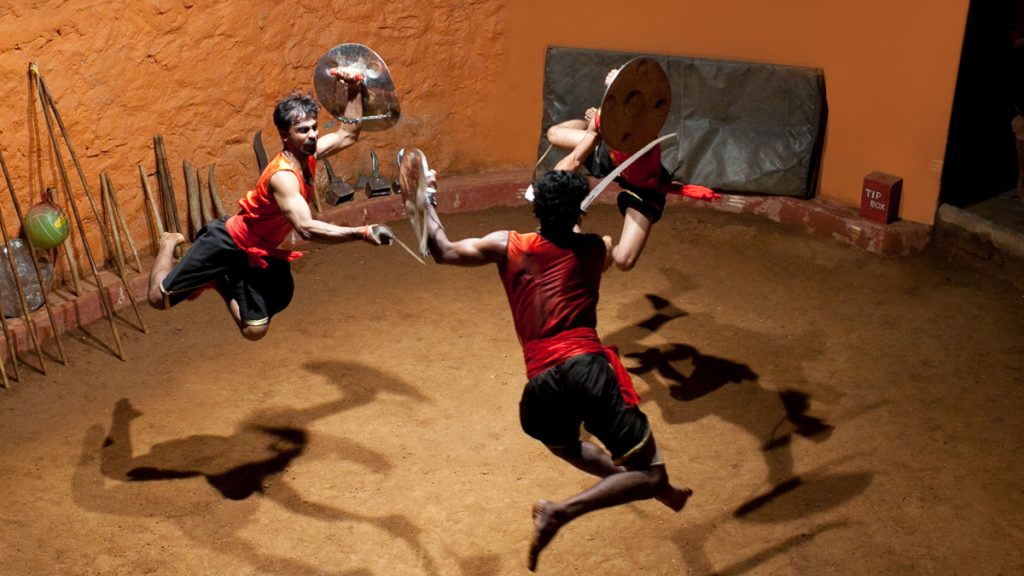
[528,500,562,572]
[656,485,693,512]
[159,231,186,251]
[148,232,188,309]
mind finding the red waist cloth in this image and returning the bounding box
[223,221,304,269]
[522,327,640,407]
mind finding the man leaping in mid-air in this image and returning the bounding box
[544,66,719,271]
[148,68,394,340]
[419,162,692,571]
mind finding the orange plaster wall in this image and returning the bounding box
[0,0,514,252]
[493,0,972,225]
[0,0,969,255]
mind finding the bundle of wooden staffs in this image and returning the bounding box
[0,63,234,379]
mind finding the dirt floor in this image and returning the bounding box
[0,204,1022,575]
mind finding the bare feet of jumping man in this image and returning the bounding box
[147,232,186,309]
[158,231,186,256]
[656,484,694,512]
[529,500,562,572]
[527,484,692,571]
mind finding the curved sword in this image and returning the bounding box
[580,132,678,211]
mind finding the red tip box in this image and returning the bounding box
[861,171,903,224]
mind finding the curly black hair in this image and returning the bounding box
[273,94,319,132]
[532,170,589,236]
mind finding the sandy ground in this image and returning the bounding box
[0,204,1022,576]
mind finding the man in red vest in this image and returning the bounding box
[545,67,718,271]
[148,68,394,341]
[425,168,692,571]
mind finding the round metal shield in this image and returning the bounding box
[313,43,401,131]
[599,57,671,154]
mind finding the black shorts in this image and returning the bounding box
[519,353,651,464]
[585,141,667,224]
[159,217,294,326]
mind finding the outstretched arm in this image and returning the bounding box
[271,172,392,245]
[425,203,508,267]
[316,67,365,160]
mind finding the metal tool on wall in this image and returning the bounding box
[365,151,392,198]
[354,172,368,191]
[323,158,355,205]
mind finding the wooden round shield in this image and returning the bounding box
[599,57,671,154]
[313,43,401,131]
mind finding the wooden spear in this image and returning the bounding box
[155,135,182,237]
[183,159,201,241]
[38,73,116,266]
[0,195,45,378]
[56,192,83,296]
[208,164,227,218]
[104,174,143,273]
[102,173,147,334]
[31,63,125,361]
[138,164,163,254]
[197,170,212,224]
[0,244,22,384]
[38,64,145,345]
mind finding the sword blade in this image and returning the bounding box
[580,132,678,211]
[391,235,425,264]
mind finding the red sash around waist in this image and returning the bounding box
[522,327,639,407]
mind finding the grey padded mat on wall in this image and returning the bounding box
[538,46,827,198]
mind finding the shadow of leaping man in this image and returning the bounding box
[72,360,440,576]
